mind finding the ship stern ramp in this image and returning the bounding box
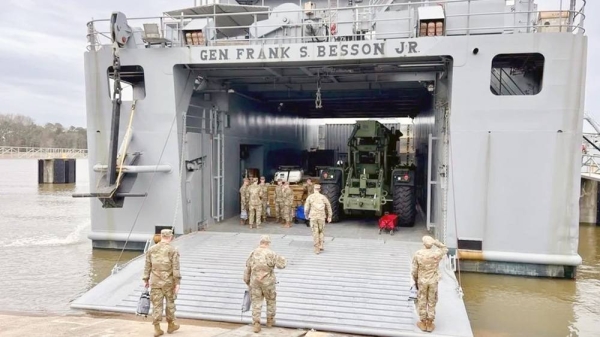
[72,232,472,337]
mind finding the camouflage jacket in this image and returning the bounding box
[304,192,332,220]
[243,247,287,287]
[246,184,263,206]
[411,243,448,285]
[240,185,248,204]
[282,187,294,207]
[275,185,283,201]
[260,183,269,204]
[142,242,181,288]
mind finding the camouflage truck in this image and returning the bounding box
[318,120,416,226]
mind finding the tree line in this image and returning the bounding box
[0,114,87,149]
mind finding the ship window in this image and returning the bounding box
[107,65,146,101]
[490,53,544,96]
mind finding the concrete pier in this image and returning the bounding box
[38,159,76,184]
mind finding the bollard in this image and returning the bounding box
[38,159,76,184]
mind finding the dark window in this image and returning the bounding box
[490,53,544,96]
[107,65,146,100]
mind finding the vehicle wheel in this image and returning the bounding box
[393,185,416,227]
[321,183,341,223]
[294,218,299,224]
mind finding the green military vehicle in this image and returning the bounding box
[318,120,416,226]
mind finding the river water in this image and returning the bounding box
[0,159,598,336]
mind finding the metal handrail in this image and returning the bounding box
[0,146,88,159]
[85,0,587,49]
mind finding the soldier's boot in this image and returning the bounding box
[416,320,427,332]
[167,321,180,334]
[426,319,435,332]
[240,219,245,225]
[154,324,164,337]
[314,247,320,255]
[253,322,261,333]
[266,317,275,328]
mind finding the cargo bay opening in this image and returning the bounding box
[180,56,451,235]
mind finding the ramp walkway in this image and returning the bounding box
[72,232,472,337]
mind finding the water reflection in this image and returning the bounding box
[88,249,141,287]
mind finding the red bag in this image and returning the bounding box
[379,214,398,234]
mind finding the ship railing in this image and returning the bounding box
[582,153,600,175]
[85,0,586,50]
[0,146,88,159]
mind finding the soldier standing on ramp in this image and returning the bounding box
[142,229,182,337]
[411,235,448,332]
[243,235,287,333]
[304,184,332,254]
[246,178,263,229]
[281,182,294,228]
[274,179,283,223]
[240,178,250,225]
[259,176,269,223]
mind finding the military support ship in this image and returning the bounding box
[72,1,587,335]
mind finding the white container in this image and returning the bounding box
[274,169,304,183]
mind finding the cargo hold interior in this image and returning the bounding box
[180,57,451,229]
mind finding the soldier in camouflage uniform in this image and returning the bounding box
[240,178,250,225]
[274,179,283,223]
[302,178,314,201]
[259,176,269,222]
[243,235,287,333]
[142,229,182,337]
[304,184,332,254]
[411,235,448,332]
[246,178,263,229]
[281,182,294,228]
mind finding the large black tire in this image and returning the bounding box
[321,183,341,223]
[393,185,416,227]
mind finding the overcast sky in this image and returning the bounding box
[0,0,596,128]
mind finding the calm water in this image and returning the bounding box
[0,159,598,336]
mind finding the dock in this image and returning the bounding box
[72,219,472,337]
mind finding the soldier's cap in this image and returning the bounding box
[314,184,321,189]
[260,235,271,243]
[422,235,435,248]
[161,229,174,237]
[260,176,265,180]
[243,178,249,182]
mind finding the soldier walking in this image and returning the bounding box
[246,178,263,229]
[259,176,269,223]
[302,178,314,201]
[243,235,287,333]
[281,182,294,228]
[240,178,250,225]
[411,236,448,332]
[304,184,332,254]
[142,229,181,337]
[274,179,283,223]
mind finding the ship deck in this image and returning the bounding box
[72,218,472,337]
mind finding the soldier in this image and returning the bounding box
[303,178,314,201]
[259,176,269,222]
[243,235,287,333]
[281,182,294,228]
[142,229,181,337]
[411,236,448,332]
[246,177,263,229]
[274,179,283,223]
[240,178,250,225]
[304,184,332,254]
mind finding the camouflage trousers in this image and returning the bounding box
[250,283,277,324]
[249,204,262,227]
[310,219,325,250]
[275,201,284,219]
[416,282,439,321]
[150,287,177,325]
[282,205,292,222]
